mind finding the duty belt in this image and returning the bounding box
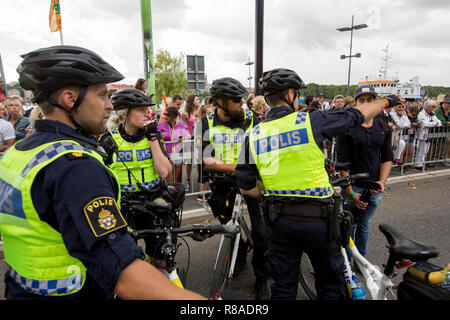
[7,265,83,296]
[268,201,329,222]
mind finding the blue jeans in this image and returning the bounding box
[342,185,383,260]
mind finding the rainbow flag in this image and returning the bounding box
[49,0,62,32]
[161,94,168,114]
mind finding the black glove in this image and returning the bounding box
[383,95,402,108]
[144,121,158,140]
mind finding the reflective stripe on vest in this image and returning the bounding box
[120,177,161,192]
[206,110,253,164]
[249,111,333,199]
[109,129,159,192]
[7,265,83,296]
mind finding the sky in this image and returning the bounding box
[1,0,450,91]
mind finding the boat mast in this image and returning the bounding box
[379,45,391,79]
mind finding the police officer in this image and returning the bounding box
[0,45,204,299]
[100,88,185,271]
[198,77,271,299]
[236,68,398,300]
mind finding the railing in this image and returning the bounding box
[390,126,449,173]
[1,127,447,200]
[325,126,450,174]
[163,139,211,207]
[166,127,449,199]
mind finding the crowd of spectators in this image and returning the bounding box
[1,80,449,186]
[244,90,449,174]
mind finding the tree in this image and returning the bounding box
[154,50,187,104]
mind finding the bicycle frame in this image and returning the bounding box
[167,269,184,288]
[213,192,253,279]
[346,237,396,300]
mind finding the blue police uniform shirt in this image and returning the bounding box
[236,106,365,194]
[5,119,143,299]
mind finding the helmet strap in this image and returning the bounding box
[45,86,88,132]
[213,97,230,118]
[277,89,298,110]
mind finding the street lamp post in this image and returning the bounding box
[245,58,254,92]
[337,15,368,96]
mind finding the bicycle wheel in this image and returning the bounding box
[299,252,317,300]
[209,235,234,296]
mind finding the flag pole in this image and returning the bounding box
[140,0,155,97]
[59,30,64,45]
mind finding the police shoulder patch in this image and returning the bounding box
[83,196,127,237]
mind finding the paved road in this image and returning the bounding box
[1,175,449,300]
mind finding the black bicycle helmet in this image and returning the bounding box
[17,45,124,101]
[111,88,155,110]
[17,45,124,131]
[210,77,247,99]
[258,68,306,96]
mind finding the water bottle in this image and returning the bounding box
[350,273,366,300]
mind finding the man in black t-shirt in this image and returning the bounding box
[336,85,393,261]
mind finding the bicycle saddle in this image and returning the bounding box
[379,224,439,261]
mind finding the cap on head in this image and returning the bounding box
[258,68,306,96]
[354,85,377,100]
[111,88,155,110]
[442,94,450,104]
[17,45,124,101]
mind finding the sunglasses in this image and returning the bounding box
[230,97,242,103]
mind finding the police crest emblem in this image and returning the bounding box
[98,208,117,230]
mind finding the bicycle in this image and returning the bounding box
[204,169,254,296]
[121,179,240,289]
[130,221,239,289]
[298,164,447,300]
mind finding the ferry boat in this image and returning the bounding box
[358,46,424,100]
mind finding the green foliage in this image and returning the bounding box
[6,82,25,97]
[301,83,358,100]
[301,84,450,101]
[421,86,450,99]
[154,50,187,104]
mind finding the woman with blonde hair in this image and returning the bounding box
[100,89,181,272]
[252,95,267,121]
[25,106,44,136]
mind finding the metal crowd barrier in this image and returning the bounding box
[163,139,211,207]
[166,127,449,200]
[390,126,449,173]
[325,126,450,174]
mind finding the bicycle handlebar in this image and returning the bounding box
[325,159,352,171]
[125,199,173,212]
[130,223,240,240]
[330,173,370,188]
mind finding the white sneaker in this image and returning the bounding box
[185,182,190,192]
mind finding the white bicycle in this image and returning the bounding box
[299,170,444,300]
